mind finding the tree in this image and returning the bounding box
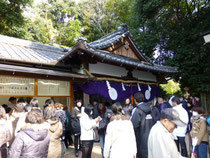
[0,0,33,38]
[77,0,132,42]
[22,0,82,46]
[160,80,181,95]
[129,0,210,94]
[58,18,82,46]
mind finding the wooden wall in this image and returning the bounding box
[106,37,145,61]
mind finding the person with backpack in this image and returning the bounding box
[71,99,84,157]
[63,105,73,148]
[131,92,155,158]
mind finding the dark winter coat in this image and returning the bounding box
[64,110,72,131]
[71,107,83,135]
[8,123,50,158]
[131,102,155,158]
[98,112,110,135]
[71,107,82,120]
[151,106,160,123]
[93,104,99,119]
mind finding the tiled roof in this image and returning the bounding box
[0,35,68,65]
[0,24,178,74]
[88,24,150,62]
[89,24,130,49]
[59,40,177,74]
[85,46,177,73]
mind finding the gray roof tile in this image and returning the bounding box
[88,24,150,63]
[0,35,68,65]
[85,46,177,73]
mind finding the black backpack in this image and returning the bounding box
[98,118,107,131]
[71,119,81,135]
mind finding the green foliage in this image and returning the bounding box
[58,19,82,46]
[78,0,117,42]
[0,0,33,37]
[23,0,81,46]
[129,0,210,93]
[0,0,132,45]
[0,0,209,95]
[160,80,181,95]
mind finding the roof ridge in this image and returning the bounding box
[87,24,152,64]
[88,24,130,48]
[85,47,177,73]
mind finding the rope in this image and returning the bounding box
[84,68,158,85]
[84,68,95,78]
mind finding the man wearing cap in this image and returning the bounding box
[148,108,186,158]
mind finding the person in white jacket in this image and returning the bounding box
[172,97,189,157]
[148,108,186,158]
[104,102,137,158]
[80,104,102,158]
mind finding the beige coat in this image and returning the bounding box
[148,121,183,158]
[190,116,208,145]
[9,112,27,145]
[47,119,63,158]
[0,119,12,146]
[0,119,12,158]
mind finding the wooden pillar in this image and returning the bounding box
[207,92,210,115]
[70,81,74,112]
[200,92,210,115]
[83,92,89,106]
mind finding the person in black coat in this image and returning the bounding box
[150,101,160,124]
[131,92,155,158]
[71,99,83,157]
[97,103,109,158]
[63,104,73,148]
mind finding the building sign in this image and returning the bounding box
[38,79,70,96]
[0,76,34,95]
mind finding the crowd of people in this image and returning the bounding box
[0,97,68,158]
[0,93,209,158]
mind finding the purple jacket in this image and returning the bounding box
[159,102,169,113]
[8,128,50,158]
